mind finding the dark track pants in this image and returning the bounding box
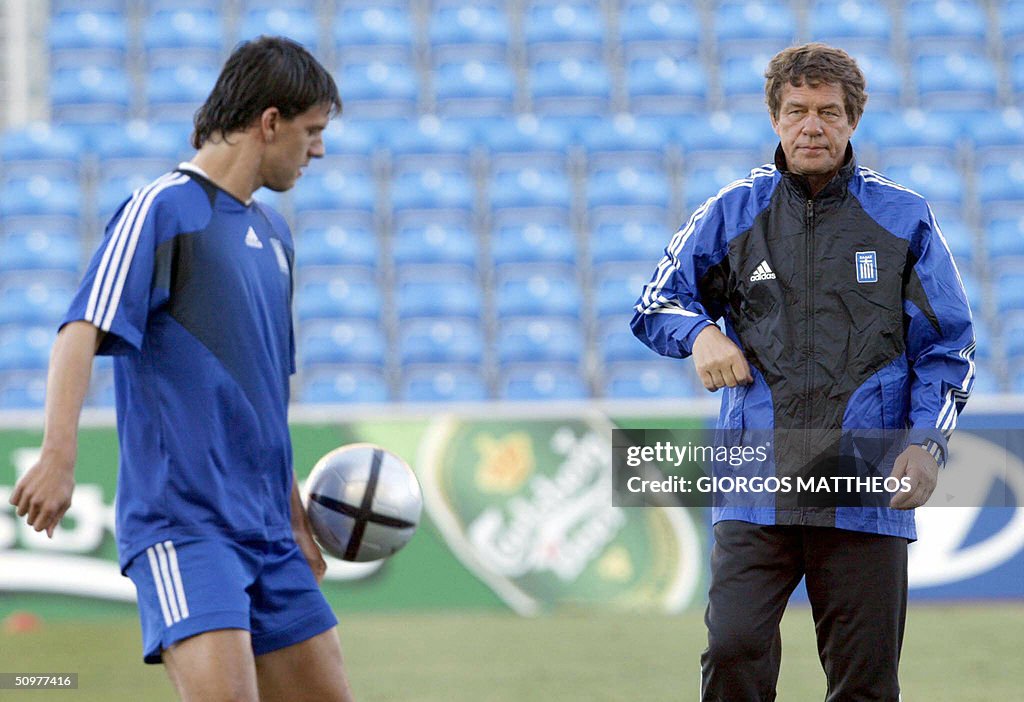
[700,520,908,702]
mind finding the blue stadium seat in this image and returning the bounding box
[0,229,81,274]
[713,1,796,56]
[0,370,48,409]
[849,51,903,110]
[619,0,701,57]
[904,0,988,49]
[914,53,998,109]
[935,217,973,266]
[395,272,482,320]
[292,168,377,215]
[0,175,81,219]
[53,0,127,10]
[967,107,1024,157]
[238,8,318,47]
[401,365,489,402]
[145,65,219,118]
[856,109,959,156]
[142,8,224,66]
[594,265,651,319]
[1013,52,1024,101]
[295,224,378,268]
[434,60,517,117]
[587,165,671,211]
[391,167,475,213]
[720,54,777,109]
[1003,311,1024,358]
[93,120,182,162]
[986,217,1024,259]
[0,325,52,372]
[877,163,965,206]
[393,223,478,267]
[491,221,576,267]
[334,5,414,53]
[499,364,589,400]
[299,366,390,404]
[0,123,84,177]
[523,1,605,58]
[674,111,774,165]
[1002,0,1024,49]
[977,159,1024,213]
[48,11,128,68]
[590,215,671,266]
[298,319,387,366]
[597,315,652,362]
[429,3,511,60]
[580,114,669,168]
[626,55,708,112]
[489,166,572,211]
[496,316,584,364]
[604,360,699,399]
[389,115,476,169]
[50,66,131,122]
[320,119,380,161]
[996,270,1024,312]
[528,58,612,114]
[337,60,419,118]
[808,0,892,52]
[0,274,77,326]
[495,266,582,318]
[478,115,576,169]
[96,168,179,221]
[294,267,381,322]
[683,163,758,210]
[87,366,116,408]
[398,318,485,365]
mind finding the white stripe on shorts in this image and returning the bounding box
[146,546,174,627]
[163,540,190,619]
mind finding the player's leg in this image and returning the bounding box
[700,521,805,702]
[803,526,908,702]
[255,627,355,702]
[162,629,260,702]
[248,538,354,701]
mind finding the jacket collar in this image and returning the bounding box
[774,142,857,201]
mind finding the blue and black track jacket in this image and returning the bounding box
[631,145,975,539]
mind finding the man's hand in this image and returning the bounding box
[691,324,753,391]
[9,451,76,538]
[889,444,939,510]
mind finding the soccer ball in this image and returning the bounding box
[304,443,423,562]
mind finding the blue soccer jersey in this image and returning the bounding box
[63,164,298,569]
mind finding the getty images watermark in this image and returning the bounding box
[611,428,1019,509]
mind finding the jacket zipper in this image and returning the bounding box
[804,198,815,471]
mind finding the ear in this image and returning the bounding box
[260,107,281,143]
[768,109,781,137]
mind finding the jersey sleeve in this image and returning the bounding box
[630,196,731,358]
[903,206,976,466]
[61,179,181,355]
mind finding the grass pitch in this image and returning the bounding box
[1,604,1021,701]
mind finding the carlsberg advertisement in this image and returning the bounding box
[1,410,1022,616]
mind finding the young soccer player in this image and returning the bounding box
[10,37,356,701]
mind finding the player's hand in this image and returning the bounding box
[691,325,753,391]
[888,445,939,510]
[9,451,76,538]
[294,523,328,584]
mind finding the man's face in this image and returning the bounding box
[261,103,330,192]
[770,81,856,190]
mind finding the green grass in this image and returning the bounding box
[1,604,1021,701]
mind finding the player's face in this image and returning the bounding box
[262,103,330,192]
[770,81,856,193]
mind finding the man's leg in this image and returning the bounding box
[255,627,356,702]
[803,526,908,702]
[700,521,805,702]
[162,629,259,702]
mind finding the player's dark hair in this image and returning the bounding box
[192,36,341,149]
[764,43,867,126]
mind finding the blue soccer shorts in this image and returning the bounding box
[125,536,338,664]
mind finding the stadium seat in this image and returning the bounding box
[294,267,382,322]
[238,8,318,48]
[398,318,485,365]
[986,217,1024,259]
[587,165,672,212]
[0,370,48,409]
[580,114,670,168]
[604,360,699,399]
[808,0,892,52]
[913,53,998,110]
[393,223,479,267]
[496,316,584,364]
[877,163,965,206]
[391,167,475,213]
[0,325,52,372]
[142,8,224,66]
[597,315,652,362]
[388,115,476,170]
[1003,311,1024,358]
[48,10,128,68]
[936,218,974,267]
[298,366,390,404]
[977,159,1024,214]
[144,65,219,119]
[478,114,576,169]
[0,174,81,220]
[845,51,903,110]
[683,163,760,210]
[495,266,582,318]
[0,122,84,177]
[334,4,414,55]
[996,269,1024,312]
[904,0,988,50]
[295,224,378,268]
[491,221,577,267]
[0,274,77,326]
[291,169,377,215]
[337,60,419,118]
[674,111,774,166]
[590,215,671,266]
[429,3,511,60]
[528,58,612,115]
[967,107,1024,157]
[499,363,589,400]
[96,168,181,221]
[395,268,482,319]
[713,1,797,57]
[523,1,605,58]
[401,365,489,402]
[86,366,116,408]
[594,265,652,319]
[720,54,778,109]
[489,166,573,212]
[1002,0,1024,49]
[50,66,131,122]
[93,120,182,162]
[1013,52,1024,101]
[298,319,387,366]
[433,59,517,117]
[0,229,81,274]
[626,55,709,112]
[619,0,702,57]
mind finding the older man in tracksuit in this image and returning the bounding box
[632,44,975,701]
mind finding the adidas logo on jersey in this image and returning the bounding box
[749,260,776,282]
[245,226,263,249]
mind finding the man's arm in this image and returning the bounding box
[9,322,103,537]
[290,474,327,583]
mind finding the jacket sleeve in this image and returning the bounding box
[630,196,730,358]
[903,206,976,466]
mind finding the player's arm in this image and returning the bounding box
[290,474,327,583]
[9,322,105,537]
[630,200,751,391]
[890,207,975,509]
